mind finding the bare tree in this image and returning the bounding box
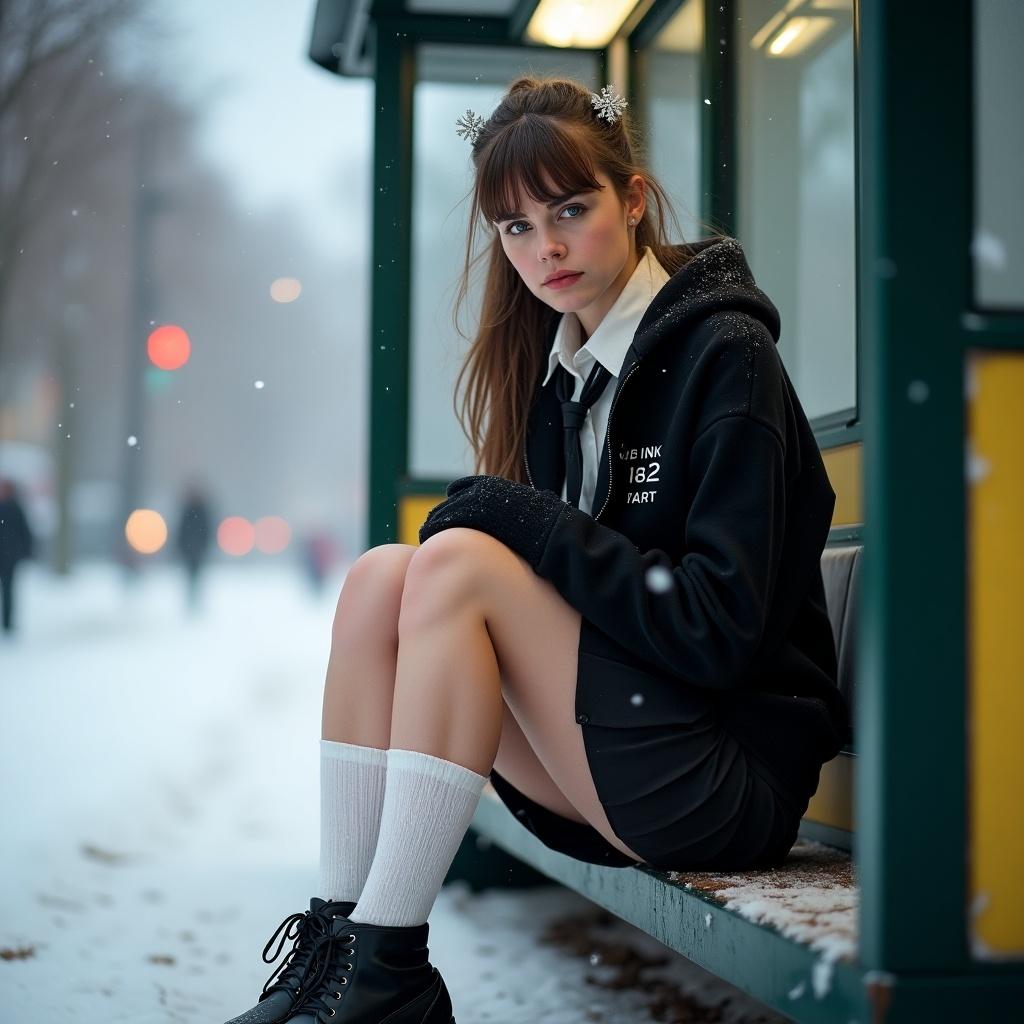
[0,0,170,570]
[0,0,155,372]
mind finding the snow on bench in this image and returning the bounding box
[663,838,858,996]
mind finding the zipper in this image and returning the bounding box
[522,429,535,488]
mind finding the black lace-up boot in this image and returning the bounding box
[223,897,358,1024]
[281,915,455,1024]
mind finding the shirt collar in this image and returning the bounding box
[542,246,671,387]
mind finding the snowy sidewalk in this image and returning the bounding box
[0,562,788,1023]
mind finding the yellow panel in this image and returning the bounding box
[822,442,862,527]
[805,751,855,831]
[967,350,1024,959]
[399,493,443,547]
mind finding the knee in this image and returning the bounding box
[398,529,491,630]
[332,544,416,645]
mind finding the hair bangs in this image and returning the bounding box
[478,117,604,226]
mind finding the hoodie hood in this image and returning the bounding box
[524,234,787,518]
[630,236,781,361]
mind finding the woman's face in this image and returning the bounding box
[495,169,645,338]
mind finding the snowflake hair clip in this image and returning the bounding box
[590,84,628,124]
[455,109,487,145]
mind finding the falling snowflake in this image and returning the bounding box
[590,84,628,124]
[455,109,486,144]
[907,379,929,404]
[645,565,673,594]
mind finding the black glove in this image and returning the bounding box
[420,474,489,530]
[445,474,488,498]
[418,475,569,572]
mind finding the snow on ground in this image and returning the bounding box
[0,560,790,1023]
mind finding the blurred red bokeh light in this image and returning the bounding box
[218,516,255,556]
[147,324,191,370]
[255,516,291,554]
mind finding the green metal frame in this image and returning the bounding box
[857,0,970,974]
[700,0,737,237]
[367,19,414,549]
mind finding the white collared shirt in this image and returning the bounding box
[542,246,671,515]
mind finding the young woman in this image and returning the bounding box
[224,74,850,1024]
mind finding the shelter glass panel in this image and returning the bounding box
[638,0,704,242]
[409,45,598,479]
[973,0,1024,310]
[736,0,856,425]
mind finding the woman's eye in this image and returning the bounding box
[505,204,585,237]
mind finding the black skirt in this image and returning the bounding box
[489,620,840,872]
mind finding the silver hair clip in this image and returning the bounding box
[455,109,486,145]
[590,84,628,124]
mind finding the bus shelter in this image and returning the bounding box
[309,1,1024,1020]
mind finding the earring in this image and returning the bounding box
[628,218,636,226]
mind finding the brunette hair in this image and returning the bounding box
[451,74,727,481]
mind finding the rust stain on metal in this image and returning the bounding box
[863,970,895,1024]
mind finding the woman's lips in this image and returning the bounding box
[545,272,583,290]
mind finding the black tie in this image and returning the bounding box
[555,360,613,508]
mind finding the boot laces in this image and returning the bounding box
[283,925,356,1021]
[258,908,332,1001]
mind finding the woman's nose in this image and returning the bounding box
[536,231,565,261]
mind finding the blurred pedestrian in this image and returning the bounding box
[300,527,337,595]
[0,478,35,635]
[176,484,213,612]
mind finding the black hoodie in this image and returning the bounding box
[523,236,851,757]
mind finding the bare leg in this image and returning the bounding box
[321,542,588,824]
[321,545,413,748]
[390,545,504,776]
[391,528,643,862]
[492,700,590,825]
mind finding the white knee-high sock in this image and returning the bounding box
[348,748,487,927]
[318,739,389,903]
